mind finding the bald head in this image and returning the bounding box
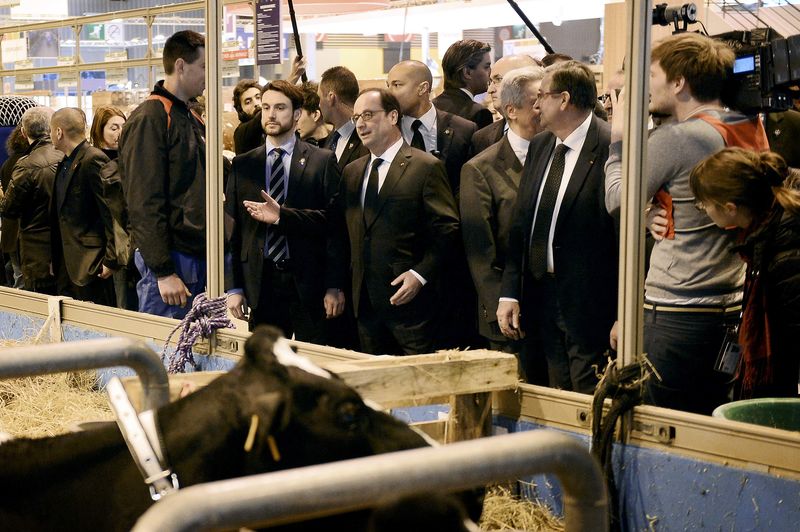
[387,60,434,117]
[51,107,87,140]
[488,54,539,113]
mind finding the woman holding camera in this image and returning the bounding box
[690,147,800,399]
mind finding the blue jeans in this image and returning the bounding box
[135,249,206,319]
[643,307,739,415]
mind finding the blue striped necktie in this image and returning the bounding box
[265,147,288,262]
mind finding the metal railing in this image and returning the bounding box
[0,337,169,410]
[133,429,608,532]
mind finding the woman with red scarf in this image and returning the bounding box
[690,147,800,399]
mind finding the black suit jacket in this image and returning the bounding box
[322,128,370,169]
[432,108,476,196]
[460,137,523,341]
[233,111,265,155]
[471,119,506,156]
[50,142,115,286]
[339,143,460,317]
[500,116,617,348]
[432,88,494,130]
[225,140,343,311]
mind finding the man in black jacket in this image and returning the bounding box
[118,30,207,318]
[226,80,344,342]
[50,107,117,305]
[0,107,62,294]
[432,39,494,130]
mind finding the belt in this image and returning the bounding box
[643,301,742,314]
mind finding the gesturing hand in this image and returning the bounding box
[244,190,281,224]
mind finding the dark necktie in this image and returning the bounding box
[265,148,288,262]
[529,143,569,279]
[363,157,383,227]
[410,119,426,151]
[327,130,341,153]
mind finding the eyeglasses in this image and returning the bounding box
[351,109,387,124]
[537,90,564,100]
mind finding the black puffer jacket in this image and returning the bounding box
[0,137,63,281]
[118,81,206,277]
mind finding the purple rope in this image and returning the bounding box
[162,293,235,374]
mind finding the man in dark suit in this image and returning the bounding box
[226,80,343,343]
[498,61,617,394]
[460,67,545,376]
[387,60,475,195]
[318,66,370,169]
[49,108,116,305]
[338,88,460,355]
[766,109,800,168]
[432,40,494,130]
[387,59,478,350]
[472,54,540,155]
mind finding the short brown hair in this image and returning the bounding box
[300,82,321,113]
[441,39,491,90]
[263,79,304,111]
[651,33,734,103]
[545,60,597,111]
[90,106,126,148]
[320,66,360,107]
[163,30,205,75]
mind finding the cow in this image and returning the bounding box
[0,326,482,531]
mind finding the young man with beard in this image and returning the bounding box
[226,80,343,342]
[232,79,263,155]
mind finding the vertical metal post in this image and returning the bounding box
[146,15,155,89]
[205,0,225,342]
[617,0,652,370]
[74,24,82,110]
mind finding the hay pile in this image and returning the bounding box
[0,339,112,438]
[479,485,564,531]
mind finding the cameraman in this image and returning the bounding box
[604,33,769,415]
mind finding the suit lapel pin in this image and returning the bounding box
[299,157,306,166]
[774,128,781,137]
[348,143,354,149]
[445,128,452,135]
[400,162,406,167]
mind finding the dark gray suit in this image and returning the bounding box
[501,116,617,392]
[432,88,493,129]
[432,109,476,196]
[339,143,460,355]
[323,129,370,169]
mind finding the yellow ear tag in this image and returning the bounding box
[267,435,281,462]
[244,414,259,452]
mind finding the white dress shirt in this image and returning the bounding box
[400,105,437,153]
[506,127,531,166]
[333,121,356,161]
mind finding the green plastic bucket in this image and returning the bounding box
[712,398,800,431]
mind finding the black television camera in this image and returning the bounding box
[714,29,800,113]
[652,4,800,113]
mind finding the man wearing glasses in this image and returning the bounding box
[498,61,617,394]
[335,88,460,355]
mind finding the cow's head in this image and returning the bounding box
[236,326,430,473]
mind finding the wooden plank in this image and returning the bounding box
[447,392,492,442]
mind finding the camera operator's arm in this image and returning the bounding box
[604,90,684,219]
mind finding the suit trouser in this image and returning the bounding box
[525,274,605,394]
[356,286,435,356]
[248,260,326,345]
[55,257,115,307]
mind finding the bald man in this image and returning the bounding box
[387,60,475,196]
[50,107,117,305]
[387,60,481,351]
[472,54,539,155]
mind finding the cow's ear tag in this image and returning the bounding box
[244,414,259,452]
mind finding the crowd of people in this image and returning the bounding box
[0,29,797,415]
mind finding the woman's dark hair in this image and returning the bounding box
[5,124,29,157]
[690,147,800,217]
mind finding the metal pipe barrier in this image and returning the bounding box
[0,337,169,411]
[133,429,608,532]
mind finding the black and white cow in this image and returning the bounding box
[0,326,481,531]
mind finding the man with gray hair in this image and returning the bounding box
[460,66,546,378]
[472,54,540,154]
[0,106,62,293]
